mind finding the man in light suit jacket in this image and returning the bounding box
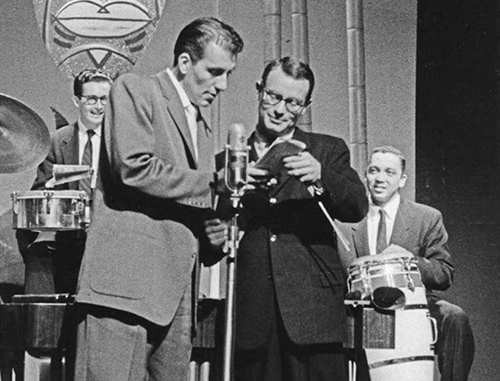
[16,69,112,295]
[339,146,475,381]
[206,57,368,381]
[74,17,244,381]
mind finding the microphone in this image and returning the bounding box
[225,123,248,195]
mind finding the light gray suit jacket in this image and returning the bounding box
[339,198,455,296]
[76,71,216,326]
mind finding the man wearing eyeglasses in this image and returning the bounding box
[16,68,113,295]
[207,57,368,381]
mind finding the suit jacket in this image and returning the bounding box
[76,71,216,326]
[338,198,455,297]
[235,128,368,349]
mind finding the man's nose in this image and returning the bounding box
[215,74,228,91]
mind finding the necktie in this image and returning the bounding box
[80,129,95,196]
[186,104,198,162]
[376,208,388,254]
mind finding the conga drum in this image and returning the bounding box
[347,253,438,381]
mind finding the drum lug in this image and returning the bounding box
[428,314,439,347]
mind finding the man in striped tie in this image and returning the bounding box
[16,69,113,295]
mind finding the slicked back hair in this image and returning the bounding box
[173,17,244,66]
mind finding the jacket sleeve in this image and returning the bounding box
[415,209,454,290]
[318,137,368,223]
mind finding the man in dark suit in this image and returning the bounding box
[74,18,243,381]
[207,56,368,381]
[339,146,475,381]
[16,69,112,295]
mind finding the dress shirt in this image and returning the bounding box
[166,68,198,162]
[78,122,101,189]
[367,193,400,255]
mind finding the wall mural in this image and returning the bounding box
[32,0,167,79]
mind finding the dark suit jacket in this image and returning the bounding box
[16,122,87,293]
[235,128,368,349]
[76,71,216,326]
[338,198,455,297]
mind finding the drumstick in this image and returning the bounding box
[308,185,351,252]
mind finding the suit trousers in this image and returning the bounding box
[427,296,475,381]
[235,290,347,381]
[75,283,192,381]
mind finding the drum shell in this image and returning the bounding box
[11,190,89,231]
[365,307,436,381]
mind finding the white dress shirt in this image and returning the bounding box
[166,68,198,162]
[367,194,401,255]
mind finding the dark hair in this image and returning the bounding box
[260,56,315,103]
[73,69,113,96]
[372,146,407,173]
[173,17,244,66]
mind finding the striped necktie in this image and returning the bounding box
[79,129,95,196]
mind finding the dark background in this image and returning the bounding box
[416,1,500,380]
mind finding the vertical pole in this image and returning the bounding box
[263,0,282,64]
[346,0,368,176]
[292,0,312,132]
[222,211,240,381]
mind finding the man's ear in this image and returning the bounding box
[177,52,192,75]
[399,173,408,189]
[71,95,80,108]
[255,81,263,91]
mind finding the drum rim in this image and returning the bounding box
[349,252,415,266]
[12,190,88,199]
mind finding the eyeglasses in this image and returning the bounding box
[261,88,307,113]
[79,95,108,105]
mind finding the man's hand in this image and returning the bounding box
[283,151,321,183]
[204,218,228,250]
[246,162,273,190]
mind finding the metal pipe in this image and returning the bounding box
[346,0,368,176]
[292,0,312,132]
[263,0,282,64]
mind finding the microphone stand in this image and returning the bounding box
[222,192,241,381]
[222,144,247,381]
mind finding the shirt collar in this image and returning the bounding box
[166,68,192,110]
[368,193,400,221]
[77,119,101,138]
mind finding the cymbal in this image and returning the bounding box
[0,93,50,174]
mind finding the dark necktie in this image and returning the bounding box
[80,129,95,196]
[376,208,388,254]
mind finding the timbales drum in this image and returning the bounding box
[347,253,438,381]
[11,190,90,231]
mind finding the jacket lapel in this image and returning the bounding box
[390,198,411,248]
[352,218,370,257]
[155,71,197,168]
[61,122,80,190]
